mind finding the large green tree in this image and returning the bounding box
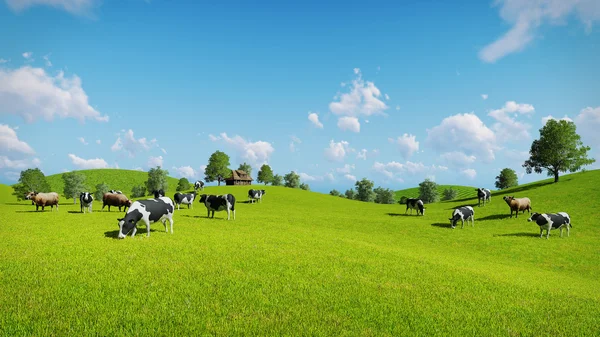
[355,178,375,202]
[271,174,283,186]
[257,164,274,185]
[176,178,191,191]
[12,168,51,201]
[523,119,595,183]
[205,151,231,186]
[63,171,87,204]
[238,162,252,178]
[284,171,300,188]
[94,183,110,201]
[495,168,519,189]
[145,166,169,195]
[418,178,439,204]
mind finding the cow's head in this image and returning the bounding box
[527,212,541,222]
[25,191,37,200]
[261,190,266,195]
[198,194,208,203]
[117,210,141,239]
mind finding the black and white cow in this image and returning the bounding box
[80,192,93,213]
[449,206,475,229]
[248,189,266,203]
[153,189,165,198]
[199,194,236,220]
[476,188,491,207]
[173,192,195,209]
[528,212,572,239]
[405,198,425,215]
[109,190,123,194]
[194,181,204,191]
[116,196,175,239]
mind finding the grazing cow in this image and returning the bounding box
[528,212,572,239]
[194,181,204,191]
[405,198,425,215]
[117,197,175,239]
[80,192,93,213]
[199,194,236,220]
[26,192,60,212]
[173,192,195,210]
[102,193,132,212]
[153,189,165,198]
[248,189,266,203]
[503,196,532,218]
[476,188,491,207]
[449,206,474,229]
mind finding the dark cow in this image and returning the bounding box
[174,192,195,210]
[153,189,165,198]
[199,194,236,220]
[117,197,175,239]
[194,181,204,191]
[476,188,491,207]
[528,212,572,239]
[102,193,132,212]
[109,190,122,194]
[248,189,266,203]
[405,198,425,215]
[449,206,475,229]
[80,192,93,213]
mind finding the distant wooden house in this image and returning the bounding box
[225,170,253,186]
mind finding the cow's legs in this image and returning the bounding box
[539,228,543,238]
[162,219,168,232]
[227,209,230,220]
[169,217,174,233]
[131,226,137,237]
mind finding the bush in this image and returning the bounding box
[419,179,439,204]
[442,188,458,201]
[345,189,356,200]
[329,189,342,197]
[374,187,395,204]
[495,168,519,190]
[94,183,110,201]
[271,174,284,186]
[284,171,300,188]
[176,178,190,192]
[355,178,375,202]
[299,183,310,191]
[131,185,147,198]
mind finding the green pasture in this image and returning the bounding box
[1,170,599,335]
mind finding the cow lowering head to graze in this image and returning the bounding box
[102,193,132,212]
[248,189,266,203]
[199,194,236,220]
[117,196,175,239]
[173,192,195,210]
[152,189,165,198]
[405,198,425,215]
[79,192,93,213]
[26,191,60,212]
[503,196,532,218]
[194,181,204,191]
[528,212,572,239]
[476,188,491,207]
[449,206,474,229]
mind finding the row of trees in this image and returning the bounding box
[329,178,395,204]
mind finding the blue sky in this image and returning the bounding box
[1,0,599,193]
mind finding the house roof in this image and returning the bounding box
[225,169,253,181]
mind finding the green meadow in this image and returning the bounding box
[1,169,599,336]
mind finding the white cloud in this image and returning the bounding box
[426,112,498,162]
[460,168,477,180]
[68,153,108,169]
[6,0,97,16]
[479,0,600,63]
[147,155,164,168]
[210,132,275,167]
[356,149,367,160]
[289,135,301,152]
[95,139,101,145]
[0,156,41,169]
[481,94,488,100]
[111,129,158,157]
[542,114,573,125]
[373,161,447,180]
[208,134,219,141]
[488,101,535,142]
[385,94,390,100]
[0,124,35,156]
[0,66,109,123]
[440,151,477,168]
[329,69,388,118]
[388,133,419,159]
[574,106,600,149]
[299,172,323,182]
[173,165,196,179]
[344,174,357,182]
[22,52,33,60]
[43,54,52,67]
[337,116,360,133]
[336,164,355,174]
[161,148,167,154]
[324,140,351,162]
[308,112,323,128]
[78,137,88,145]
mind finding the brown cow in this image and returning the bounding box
[102,193,132,212]
[26,192,60,212]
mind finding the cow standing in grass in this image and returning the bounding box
[476,188,491,207]
[449,206,474,229]
[117,197,175,239]
[528,212,572,239]
[173,192,195,210]
[194,181,204,192]
[248,189,266,203]
[80,192,93,213]
[26,192,60,212]
[405,198,425,215]
[199,194,236,220]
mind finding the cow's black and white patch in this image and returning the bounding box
[199,194,236,220]
[528,212,572,239]
[80,192,93,213]
[449,206,475,229]
[405,198,425,215]
[194,181,204,191]
[109,190,123,194]
[248,189,266,203]
[174,192,195,210]
[476,188,491,207]
[117,196,175,239]
[153,189,165,198]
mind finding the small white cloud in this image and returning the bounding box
[96,139,101,144]
[111,129,158,157]
[353,68,360,74]
[68,153,108,169]
[461,168,477,180]
[0,156,41,169]
[212,132,275,167]
[324,140,351,162]
[161,148,167,154]
[289,135,302,153]
[308,112,324,128]
[329,69,388,118]
[481,94,488,100]
[208,134,220,141]
[43,54,52,67]
[173,165,196,179]
[325,172,335,181]
[344,174,357,182]
[356,149,367,160]
[373,161,447,180]
[22,52,33,60]
[147,155,164,168]
[78,137,88,145]
[337,116,360,133]
[385,94,390,100]
[299,172,323,182]
[336,164,355,174]
[388,134,419,159]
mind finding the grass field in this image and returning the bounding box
[1,170,599,335]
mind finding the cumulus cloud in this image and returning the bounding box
[68,153,108,169]
[210,132,274,167]
[336,164,355,174]
[460,168,477,180]
[388,134,419,159]
[0,124,35,156]
[78,137,88,145]
[147,155,164,168]
[329,69,388,118]
[488,101,535,142]
[22,52,33,60]
[344,174,357,182]
[172,165,196,179]
[308,112,323,128]
[481,94,488,100]
[0,66,109,123]
[0,156,41,169]
[6,0,97,16]
[111,129,158,157]
[542,114,573,125]
[356,149,367,160]
[299,172,323,182]
[324,140,351,162]
[440,151,477,168]
[479,0,600,63]
[373,161,447,180]
[337,116,360,132]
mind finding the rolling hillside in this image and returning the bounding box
[395,184,477,201]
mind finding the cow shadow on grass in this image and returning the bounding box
[476,214,511,221]
[431,223,451,229]
[386,213,410,217]
[104,228,161,239]
[15,210,56,213]
[493,232,538,238]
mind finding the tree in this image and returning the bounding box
[271,174,284,186]
[12,168,51,201]
[495,168,519,189]
[63,171,87,204]
[145,166,169,195]
[398,196,408,205]
[238,162,252,179]
[442,188,458,201]
[205,151,231,186]
[419,179,439,203]
[374,187,395,204]
[284,171,300,188]
[131,185,147,198]
[94,183,110,201]
[299,183,310,191]
[523,119,595,183]
[176,178,191,191]
[329,189,342,197]
[355,178,375,202]
[345,189,356,200]
[257,164,274,185]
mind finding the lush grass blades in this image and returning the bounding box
[1,170,599,335]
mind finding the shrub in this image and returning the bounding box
[131,185,147,198]
[442,188,458,201]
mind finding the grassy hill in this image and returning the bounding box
[395,184,477,201]
[1,170,599,335]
